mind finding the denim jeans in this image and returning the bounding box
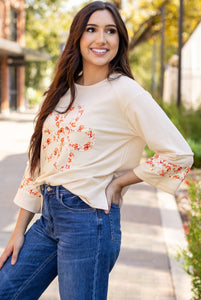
[0,185,121,300]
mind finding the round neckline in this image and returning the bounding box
[75,77,108,89]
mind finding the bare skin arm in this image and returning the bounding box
[0,208,34,269]
[104,170,142,214]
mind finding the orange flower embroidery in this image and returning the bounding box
[42,105,95,172]
[146,154,191,181]
[20,176,41,197]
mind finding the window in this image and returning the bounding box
[10,6,18,41]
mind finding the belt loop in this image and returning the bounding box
[40,184,45,195]
[56,185,59,199]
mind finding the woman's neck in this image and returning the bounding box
[79,66,109,86]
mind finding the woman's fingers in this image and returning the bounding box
[0,246,13,269]
[105,179,122,214]
[104,200,111,214]
[11,246,20,265]
[11,235,24,265]
[0,234,24,269]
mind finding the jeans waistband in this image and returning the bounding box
[40,184,68,195]
[40,184,120,206]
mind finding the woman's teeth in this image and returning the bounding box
[91,48,108,54]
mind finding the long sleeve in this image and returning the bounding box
[13,162,42,213]
[116,77,194,194]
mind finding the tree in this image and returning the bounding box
[122,0,201,94]
[122,0,201,51]
[25,0,201,96]
[111,0,122,9]
[25,0,73,91]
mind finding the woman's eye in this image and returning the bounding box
[106,28,117,34]
[86,27,95,33]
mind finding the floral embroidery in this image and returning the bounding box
[146,154,191,180]
[20,176,41,196]
[42,105,96,172]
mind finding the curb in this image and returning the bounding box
[157,189,192,300]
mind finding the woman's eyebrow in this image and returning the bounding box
[86,23,117,28]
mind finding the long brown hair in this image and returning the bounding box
[29,1,134,175]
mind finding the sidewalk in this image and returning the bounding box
[0,112,191,300]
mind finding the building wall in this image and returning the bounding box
[182,22,201,109]
[0,0,25,113]
[163,22,201,110]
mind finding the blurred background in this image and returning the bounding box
[0,1,201,299]
[0,0,201,168]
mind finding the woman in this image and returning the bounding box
[0,1,193,299]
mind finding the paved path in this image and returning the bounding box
[0,112,190,299]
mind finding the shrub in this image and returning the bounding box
[187,139,201,169]
[144,144,155,157]
[177,180,201,300]
[145,103,201,168]
[162,103,201,143]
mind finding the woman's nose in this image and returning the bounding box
[96,30,106,44]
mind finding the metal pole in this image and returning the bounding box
[152,42,157,97]
[160,4,165,101]
[177,0,183,107]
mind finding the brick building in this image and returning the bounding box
[0,0,49,113]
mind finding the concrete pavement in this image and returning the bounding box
[0,112,192,299]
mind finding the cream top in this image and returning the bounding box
[14,74,194,213]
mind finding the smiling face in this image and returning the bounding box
[80,9,119,74]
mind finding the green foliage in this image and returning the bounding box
[129,41,155,91]
[124,0,201,92]
[25,61,49,91]
[177,180,201,300]
[187,140,201,169]
[162,103,201,142]
[162,103,201,169]
[144,102,201,169]
[125,0,201,49]
[26,87,43,107]
[145,144,155,158]
[25,0,74,91]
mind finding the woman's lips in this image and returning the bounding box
[90,48,109,55]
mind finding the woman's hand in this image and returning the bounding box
[104,170,143,214]
[0,208,34,270]
[0,231,24,269]
[104,179,123,214]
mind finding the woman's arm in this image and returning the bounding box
[105,170,142,214]
[0,208,34,269]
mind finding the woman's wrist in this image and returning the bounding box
[14,208,35,235]
[114,170,142,189]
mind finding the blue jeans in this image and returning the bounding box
[0,185,121,300]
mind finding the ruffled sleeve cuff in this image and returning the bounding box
[134,154,193,194]
[13,174,42,213]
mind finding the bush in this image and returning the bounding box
[145,103,201,168]
[162,103,201,143]
[177,180,201,300]
[144,144,155,157]
[187,139,201,169]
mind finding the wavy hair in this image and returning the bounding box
[29,1,134,175]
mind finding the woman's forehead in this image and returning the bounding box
[87,10,116,26]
